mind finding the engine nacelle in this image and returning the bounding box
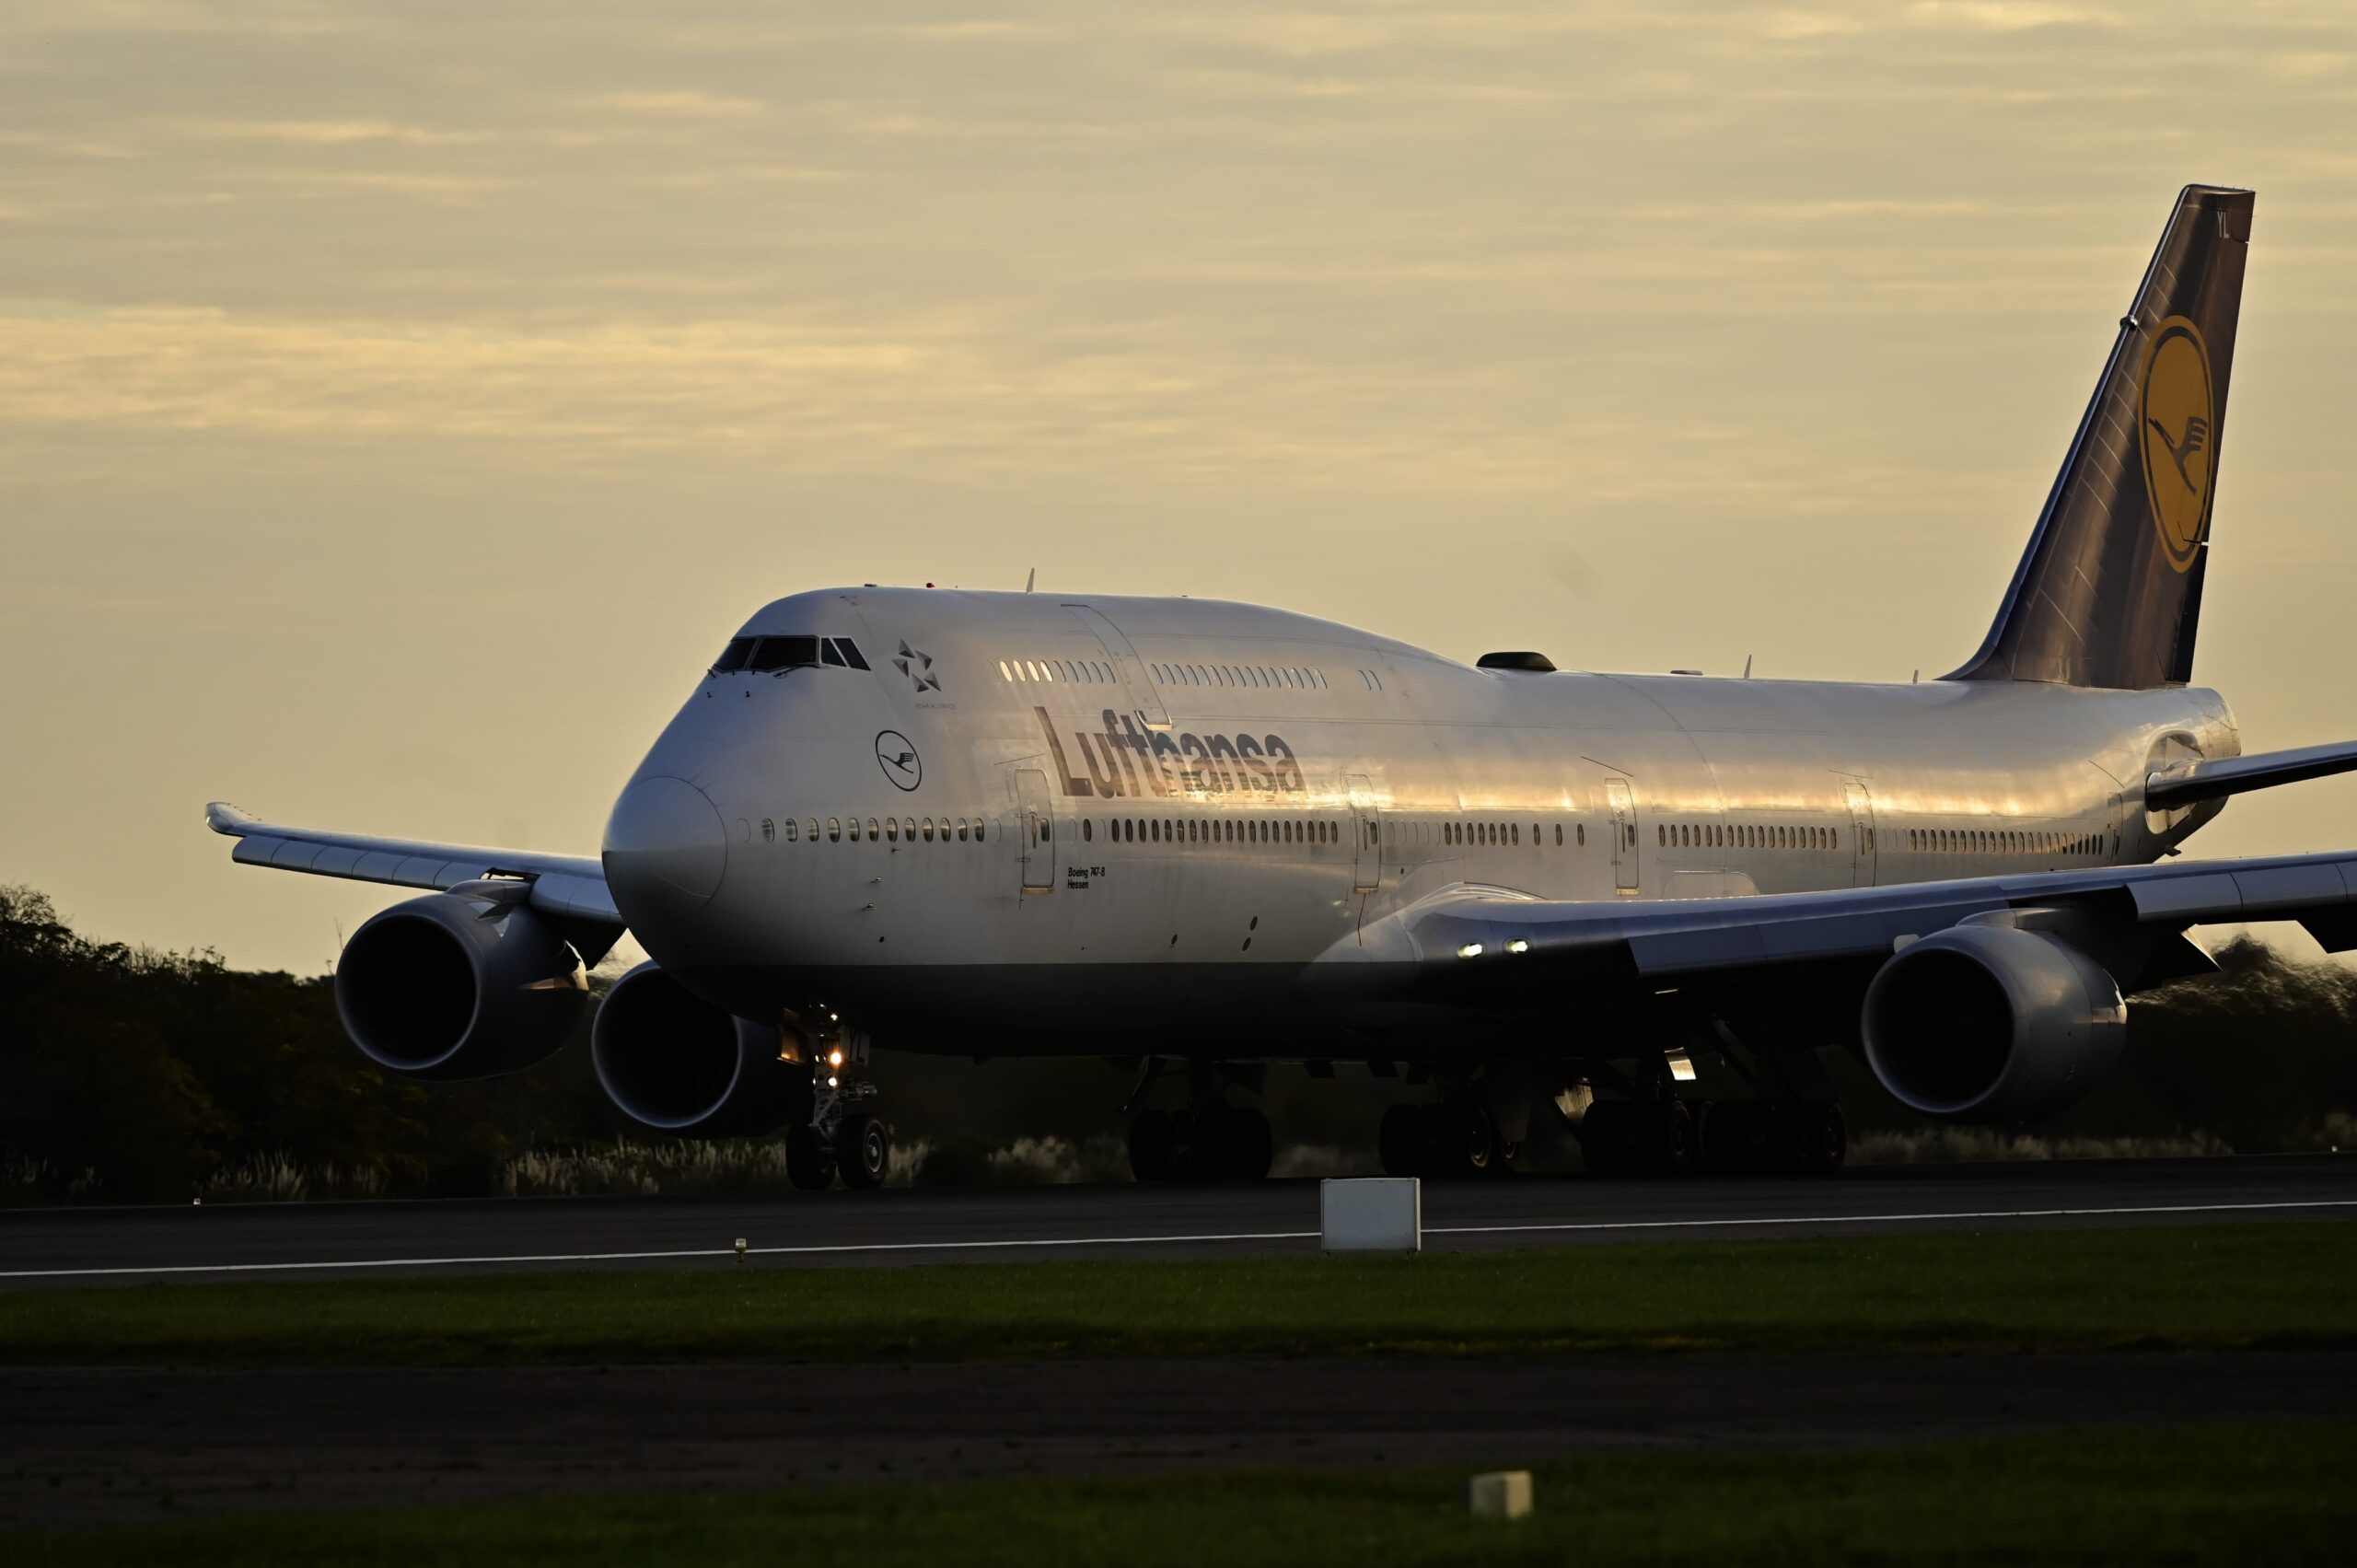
[334,893,587,1080]
[591,962,808,1137]
[1861,923,2127,1122]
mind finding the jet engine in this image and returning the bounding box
[1860,923,2127,1122]
[591,962,808,1137]
[334,893,588,1080]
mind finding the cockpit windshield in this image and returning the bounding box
[710,635,869,676]
[749,635,820,672]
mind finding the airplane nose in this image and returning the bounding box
[602,776,727,923]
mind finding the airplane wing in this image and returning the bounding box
[1376,847,2357,1005]
[2144,738,2357,809]
[203,802,621,930]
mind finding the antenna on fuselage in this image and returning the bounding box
[1742,655,1752,679]
[1025,568,1036,593]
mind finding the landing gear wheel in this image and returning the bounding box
[1652,1100,1696,1174]
[1796,1101,1847,1174]
[1129,1109,1181,1182]
[1441,1105,1503,1179]
[1378,1103,1423,1177]
[785,1122,834,1191]
[837,1111,891,1189]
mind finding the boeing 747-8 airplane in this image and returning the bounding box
[209,185,2357,1187]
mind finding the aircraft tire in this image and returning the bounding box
[1796,1101,1847,1174]
[1650,1100,1696,1174]
[837,1111,891,1190]
[1377,1103,1423,1177]
[785,1122,835,1191]
[1421,1104,1501,1179]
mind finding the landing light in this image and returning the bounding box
[826,1074,840,1088]
[1506,939,1529,955]
[1457,942,1484,958]
[827,1047,845,1069]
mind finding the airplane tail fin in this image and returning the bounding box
[1945,185,2253,689]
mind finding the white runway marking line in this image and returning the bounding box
[1,1197,2351,1282]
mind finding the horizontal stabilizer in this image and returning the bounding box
[2143,739,2357,810]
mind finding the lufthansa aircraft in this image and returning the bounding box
[210,185,2357,1188]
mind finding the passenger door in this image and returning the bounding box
[1349,773,1381,894]
[1604,777,1639,894]
[1016,768,1055,893]
[1843,781,1877,888]
[1062,603,1171,731]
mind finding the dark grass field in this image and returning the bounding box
[10,1222,2355,1559]
[18,1422,2355,1567]
[3,1219,2352,1365]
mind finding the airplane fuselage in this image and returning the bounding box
[602,588,2238,1056]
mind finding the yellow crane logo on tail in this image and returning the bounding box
[2138,315,2215,572]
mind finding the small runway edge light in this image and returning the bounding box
[1457,942,1484,958]
[733,1237,748,1262]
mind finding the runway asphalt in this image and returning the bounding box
[1,1153,2350,1289]
[10,1351,2354,1529]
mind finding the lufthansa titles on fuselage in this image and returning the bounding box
[1034,707,1307,799]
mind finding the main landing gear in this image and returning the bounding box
[1577,1097,1846,1176]
[784,1026,893,1191]
[1377,1101,1518,1179]
[1124,1060,1275,1181]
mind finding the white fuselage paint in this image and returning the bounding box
[613,588,2236,1052]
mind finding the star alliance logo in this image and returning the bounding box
[893,640,941,693]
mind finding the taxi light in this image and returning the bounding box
[826,1074,840,1088]
[1457,942,1484,958]
[1506,938,1529,955]
[827,1047,844,1069]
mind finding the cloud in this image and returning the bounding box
[173,118,490,145]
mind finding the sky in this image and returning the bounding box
[5,1,2357,974]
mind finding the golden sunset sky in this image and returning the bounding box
[6,2,2356,971]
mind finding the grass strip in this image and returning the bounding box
[19,1420,2357,1566]
[2,1220,2353,1366]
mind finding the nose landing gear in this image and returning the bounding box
[784,1022,891,1191]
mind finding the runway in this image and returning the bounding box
[8,1351,2355,1529]
[2,1154,2350,1289]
